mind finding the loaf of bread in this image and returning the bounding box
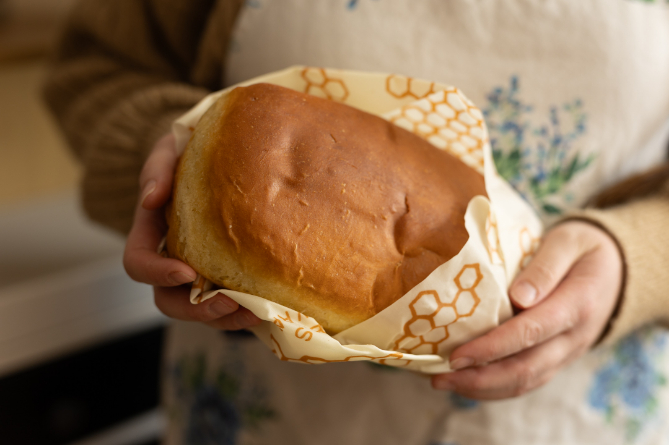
[166,83,486,334]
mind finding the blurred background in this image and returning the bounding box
[0,0,167,443]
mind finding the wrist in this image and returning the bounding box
[557,215,626,346]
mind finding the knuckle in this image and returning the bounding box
[153,286,194,322]
[449,370,484,394]
[479,341,502,363]
[512,365,538,397]
[193,303,217,323]
[555,304,580,331]
[526,261,557,292]
[466,372,489,393]
[142,256,163,285]
[221,314,244,331]
[521,318,544,349]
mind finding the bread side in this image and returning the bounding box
[166,89,367,333]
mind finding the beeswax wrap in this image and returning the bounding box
[172,66,543,374]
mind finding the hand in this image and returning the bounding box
[123,133,261,330]
[432,220,623,399]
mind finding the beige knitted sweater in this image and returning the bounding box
[43,0,669,346]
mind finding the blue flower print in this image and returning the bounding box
[588,328,668,443]
[347,0,379,10]
[483,76,593,217]
[186,386,240,445]
[449,392,479,410]
[170,350,276,445]
[589,363,620,412]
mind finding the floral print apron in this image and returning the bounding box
[163,1,669,443]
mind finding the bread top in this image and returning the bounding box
[167,83,486,333]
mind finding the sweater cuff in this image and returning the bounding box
[80,84,208,234]
[566,192,669,346]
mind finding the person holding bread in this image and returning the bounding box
[44,0,669,444]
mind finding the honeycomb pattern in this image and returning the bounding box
[518,227,541,270]
[386,74,439,100]
[393,264,483,355]
[385,88,487,173]
[301,67,349,102]
[485,209,504,265]
[270,334,411,366]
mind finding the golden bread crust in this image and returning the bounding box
[167,83,486,333]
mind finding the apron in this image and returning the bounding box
[164,1,669,443]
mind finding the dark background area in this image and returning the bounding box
[1,1,166,443]
[0,327,164,445]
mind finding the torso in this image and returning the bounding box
[163,2,669,444]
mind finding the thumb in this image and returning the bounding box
[509,226,585,309]
[139,133,179,210]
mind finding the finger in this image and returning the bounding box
[139,133,178,210]
[154,286,240,322]
[124,204,196,286]
[205,307,262,331]
[448,265,591,369]
[155,287,261,329]
[510,226,588,308]
[433,334,574,400]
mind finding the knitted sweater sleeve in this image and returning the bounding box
[42,0,243,234]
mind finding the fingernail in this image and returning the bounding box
[168,271,196,285]
[434,378,455,391]
[210,300,236,317]
[511,281,537,307]
[140,180,157,206]
[450,357,474,370]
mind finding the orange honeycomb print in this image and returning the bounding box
[385,88,487,173]
[486,210,504,265]
[518,227,541,270]
[393,264,483,355]
[386,74,439,100]
[270,335,411,367]
[301,67,349,102]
